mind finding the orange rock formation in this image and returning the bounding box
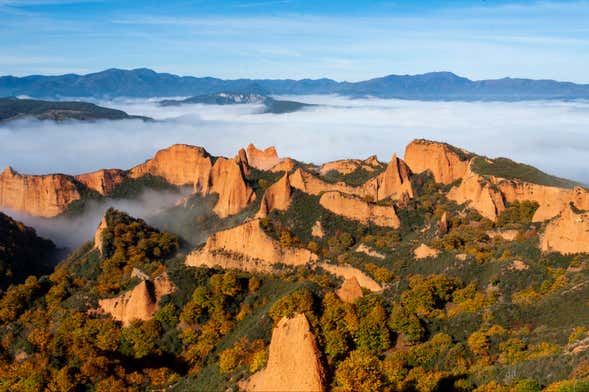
[244,313,325,392]
[0,166,81,217]
[207,157,256,217]
[362,154,414,200]
[246,144,280,171]
[404,139,472,184]
[257,173,292,217]
[319,263,382,292]
[75,169,126,195]
[414,243,440,259]
[336,277,364,303]
[98,272,175,326]
[185,219,317,272]
[447,168,506,221]
[319,155,381,176]
[130,144,213,188]
[270,158,297,173]
[319,191,400,228]
[540,204,589,254]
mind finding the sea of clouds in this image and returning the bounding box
[1,96,588,248]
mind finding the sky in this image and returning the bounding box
[1,0,589,82]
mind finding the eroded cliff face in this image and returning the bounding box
[185,219,317,272]
[75,169,126,196]
[540,204,589,254]
[130,144,213,188]
[257,173,292,218]
[319,155,382,176]
[270,158,297,173]
[93,215,108,255]
[362,154,414,201]
[98,272,175,326]
[447,168,506,221]
[246,144,280,171]
[0,166,81,217]
[244,313,325,392]
[319,263,382,292]
[319,191,400,228]
[336,277,364,303]
[207,157,256,218]
[404,139,472,184]
[290,168,360,196]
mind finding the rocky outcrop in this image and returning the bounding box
[362,154,414,201]
[355,244,385,259]
[487,229,519,241]
[540,204,589,254]
[98,272,175,326]
[404,139,472,184]
[290,168,360,196]
[185,219,317,272]
[319,155,382,176]
[93,215,108,254]
[336,277,364,303]
[207,157,256,218]
[270,158,297,173]
[414,243,440,259]
[129,144,213,188]
[319,263,382,292]
[311,221,324,238]
[0,166,81,217]
[257,173,292,217]
[447,168,506,221]
[75,169,126,195]
[244,313,325,392]
[246,144,280,171]
[319,191,400,228]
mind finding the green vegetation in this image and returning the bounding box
[472,156,578,188]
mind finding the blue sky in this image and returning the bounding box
[1,0,588,82]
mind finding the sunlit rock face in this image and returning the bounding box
[246,144,280,171]
[540,204,589,254]
[243,313,325,392]
[404,139,472,184]
[0,166,81,217]
[75,168,126,196]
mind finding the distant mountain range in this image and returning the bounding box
[0,97,149,123]
[159,92,313,114]
[2,68,589,101]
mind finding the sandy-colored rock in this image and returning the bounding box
[311,221,324,238]
[244,313,325,392]
[439,212,449,234]
[456,253,468,261]
[509,260,529,271]
[540,204,589,254]
[98,272,175,326]
[270,158,297,173]
[257,173,292,217]
[447,168,506,221]
[319,155,382,176]
[414,243,440,259]
[320,263,382,292]
[290,168,360,196]
[75,169,126,196]
[246,144,280,171]
[362,154,414,201]
[487,229,519,241]
[355,244,385,259]
[568,186,589,212]
[185,219,317,272]
[319,191,400,228]
[93,215,108,254]
[129,144,213,188]
[336,277,364,303]
[0,166,81,217]
[404,139,472,184]
[207,157,256,218]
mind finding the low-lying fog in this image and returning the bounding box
[1,95,588,248]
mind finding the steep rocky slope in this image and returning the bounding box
[540,204,589,254]
[319,191,400,228]
[75,168,126,196]
[404,139,472,184]
[257,173,292,217]
[244,313,325,392]
[246,144,280,171]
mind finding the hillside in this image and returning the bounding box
[2,68,589,100]
[0,140,588,391]
[159,92,312,114]
[0,97,150,122]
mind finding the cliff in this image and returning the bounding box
[362,154,414,201]
[0,166,81,217]
[93,215,108,255]
[129,144,213,188]
[540,204,589,254]
[257,173,292,218]
[319,191,400,228]
[319,263,382,292]
[244,313,325,392]
[447,168,506,221]
[289,168,361,196]
[185,219,317,272]
[207,157,256,218]
[336,276,364,303]
[404,139,472,184]
[246,144,280,171]
[319,155,382,176]
[98,272,176,326]
[75,168,126,196]
[270,158,297,173]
